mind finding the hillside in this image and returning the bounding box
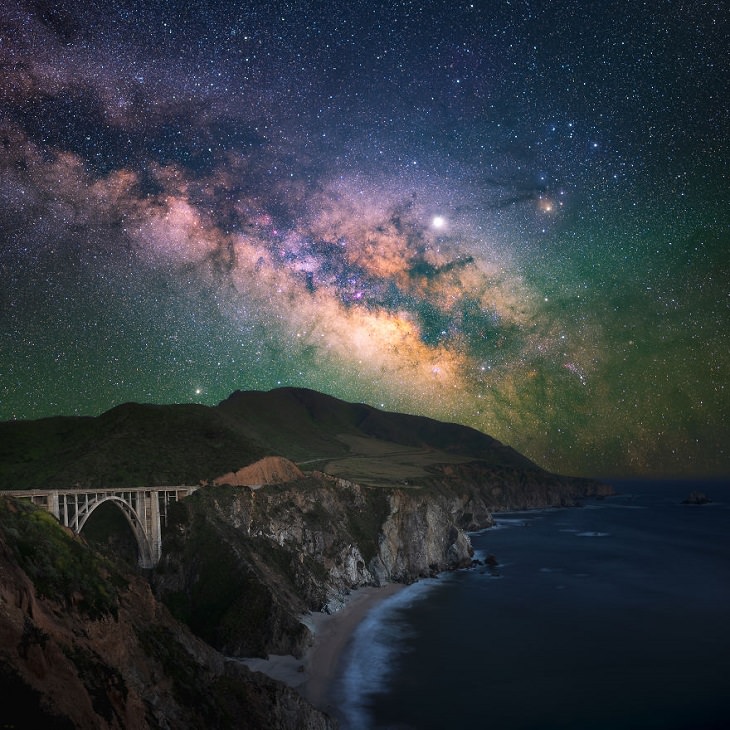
[0,495,333,729]
[0,402,269,488]
[0,386,548,490]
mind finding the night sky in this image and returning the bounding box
[1,0,728,477]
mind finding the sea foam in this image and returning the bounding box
[337,578,441,730]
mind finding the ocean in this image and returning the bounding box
[334,480,730,730]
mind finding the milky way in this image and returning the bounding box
[1,0,728,477]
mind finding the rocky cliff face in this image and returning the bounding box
[372,488,475,584]
[152,475,478,659]
[0,389,613,729]
[425,462,614,511]
[152,467,610,660]
[0,496,334,730]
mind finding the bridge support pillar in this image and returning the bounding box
[48,491,60,521]
[143,490,162,569]
[5,486,198,567]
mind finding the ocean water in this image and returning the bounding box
[335,480,730,730]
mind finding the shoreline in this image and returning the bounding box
[237,582,405,721]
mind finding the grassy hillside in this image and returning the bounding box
[1,386,550,490]
[0,402,269,489]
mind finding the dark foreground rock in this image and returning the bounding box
[0,496,334,730]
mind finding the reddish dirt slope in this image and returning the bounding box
[213,456,304,487]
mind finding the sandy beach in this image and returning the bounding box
[239,582,405,721]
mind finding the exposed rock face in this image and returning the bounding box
[153,477,472,656]
[0,497,334,730]
[372,489,474,584]
[152,476,477,658]
[213,456,305,487]
[426,462,614,511]
[0,387,614,728]
[153,467,609,660]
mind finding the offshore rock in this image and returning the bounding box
[682,491,711,505]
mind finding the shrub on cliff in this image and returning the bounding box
[0,496,126,619]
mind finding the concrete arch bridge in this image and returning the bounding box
[5,486,198,567]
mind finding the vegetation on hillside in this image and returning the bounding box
[0,403,269,488]
[0,496,126,618]
[0,386,554,491]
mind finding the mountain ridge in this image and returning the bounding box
[0,386,561,490]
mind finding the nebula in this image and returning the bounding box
[1,0,727,476]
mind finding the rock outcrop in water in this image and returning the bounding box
[681,490,711,505]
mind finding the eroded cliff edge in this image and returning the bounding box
[152,467,611,659]
[0,466,610,728]
[0,496,335,730]
[0,385,613,727]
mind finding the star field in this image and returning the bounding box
[1,0,728,477]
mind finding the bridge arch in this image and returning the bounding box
[75,495,155,568]
[6,486,198,568]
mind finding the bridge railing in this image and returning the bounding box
[2,486,199,567]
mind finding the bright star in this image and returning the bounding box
[431,215,446,229]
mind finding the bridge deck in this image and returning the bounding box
[3,486,199,567]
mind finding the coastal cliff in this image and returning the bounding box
[0,466,609,729]
[0,387,613,727]
[152,464,610,659]
[152,476,476,659]
[0,496,335,730]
